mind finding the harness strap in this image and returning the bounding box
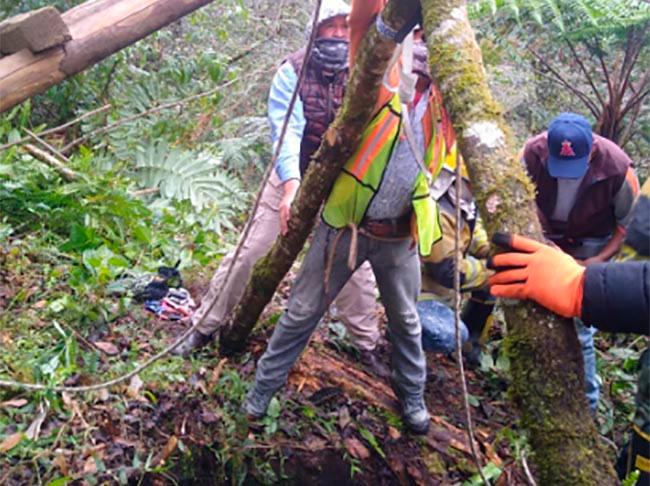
[401,102,432,183]
[375,8,423,43]
[324,223,358,295]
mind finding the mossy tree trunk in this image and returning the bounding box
[219,0,420,351]
[420,0,616,483]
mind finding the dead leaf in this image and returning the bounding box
[34,300,47,309]
[97,388,110,402]
[338,406,351,430]
[344,437,370,460]
[83,455,97,474]
[53,453,68,475]
[93,341,119,356]
[209,358,228,387]
[0,432,23,453]
[325,127,337,146]
[388,426,401,440]
[1,398,28,408]
[126,374,143,399]
[157,435,178,466]
[25,401,49,441]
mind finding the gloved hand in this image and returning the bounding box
[488,232,585,318]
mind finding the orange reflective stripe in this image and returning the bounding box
[626,167,640,196]
[430,129,444,173]
[349,119,384,176]
[349,115,400,180]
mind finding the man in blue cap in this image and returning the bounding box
[522,112,640,413]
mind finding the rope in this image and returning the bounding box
[453,151,489,484]
[0,0,324,394]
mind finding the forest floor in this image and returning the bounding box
[0,266,635,485]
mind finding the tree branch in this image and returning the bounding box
[0,104,111,152]
[23,144,77,182]
[565,39,606,108]
[60,78,237,154]
[527,46,600,116]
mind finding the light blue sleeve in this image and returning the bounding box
[268,63,305,183]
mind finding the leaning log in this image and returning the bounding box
[219,0,420,350]
[0,0,214,113]
[420,0,617,483]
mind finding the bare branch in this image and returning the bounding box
[24,128,70,163]
[60,78,237,154]
[527,46,600,116]
[595,47,615,105]
[531,67,600,118]
[0,104,111,151]
[23,144,77,182]
[130,187,160,197]
[566,39,606,108]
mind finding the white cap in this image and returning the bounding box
[308,0,350,36]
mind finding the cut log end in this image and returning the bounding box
[0,7,71,55]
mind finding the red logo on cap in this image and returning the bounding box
[560,140,575,157]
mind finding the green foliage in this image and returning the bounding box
[470,0,650,40]
[462,462,503,485]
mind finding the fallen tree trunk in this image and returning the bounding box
[219,0,420,350]
[0,0,214,113]
[420,0,616,483]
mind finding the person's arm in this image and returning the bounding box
[582,262,650,334]
[349,0,396,111]
[582,167,640,264]
[488,233,650,333]
[349,0,385,67]
[267,63,305,234]
[422,211,487,291]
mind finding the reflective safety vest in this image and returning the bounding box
[322,90,451,257]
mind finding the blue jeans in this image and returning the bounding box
[418,300,469,355]
[576,319,599,413]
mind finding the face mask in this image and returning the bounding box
[311,38,349,73]
[412,41,431,80]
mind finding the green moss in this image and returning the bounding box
[420,0,618,482]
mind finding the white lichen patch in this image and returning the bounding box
[485,193,501,214]
[432,5,468,38]
[464,120,505,151]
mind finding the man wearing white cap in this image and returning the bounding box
[175,0,385,377]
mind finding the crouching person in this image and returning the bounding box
[419,159,492,363]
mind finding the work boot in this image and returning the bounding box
[401,395,430,435]
[171,330,212,356]
[391,378,430,435]
[359,350,390,379]
[241,387,274,420]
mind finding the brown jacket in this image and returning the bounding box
[523,133,636,240]
[286,48,347,175]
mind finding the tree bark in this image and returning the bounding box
[0,0,214,114]
[420,0,617,483]
[219,0,420,351]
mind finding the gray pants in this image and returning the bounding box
[252,222,426,399]
[193,172,380,350]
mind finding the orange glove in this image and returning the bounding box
[488,233,585,318]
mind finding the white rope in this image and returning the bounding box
[0,0,324,394]
[453,151,489,484]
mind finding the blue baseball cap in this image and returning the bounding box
[546,112,593,179]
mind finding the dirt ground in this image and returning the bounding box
[1,275,530,485]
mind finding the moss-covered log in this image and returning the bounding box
[219,0,420,351]
[420,1,616,483]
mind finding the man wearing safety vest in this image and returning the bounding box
[174,0,386,376]
[243,1,453,435]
